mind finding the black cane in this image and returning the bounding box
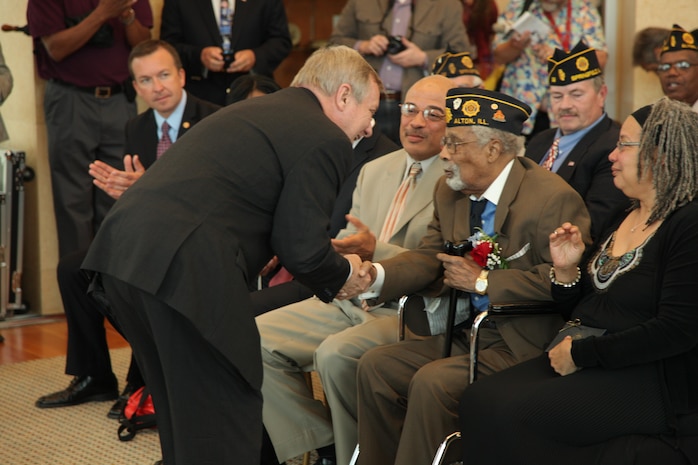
[442,241,471,358]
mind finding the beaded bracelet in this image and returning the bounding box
[549,266,581,287]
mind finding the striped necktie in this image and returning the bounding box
[542,137,560,171]
[379,162,422,242]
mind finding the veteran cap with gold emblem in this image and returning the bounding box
[547,40,602,86]
[432,51,481,78]
[445,88,531,135]
[660,24,698,54]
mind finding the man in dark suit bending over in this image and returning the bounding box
[36,39,219,418]
[83,45,380,465]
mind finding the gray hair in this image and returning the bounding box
[471,126,526,157]
[636,97,698,224]
[291,45,382,103]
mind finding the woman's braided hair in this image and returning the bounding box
[634,97,698,225]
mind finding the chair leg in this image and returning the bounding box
[302,451,311,465]
[432,431,462,465]
[348,444,360,465]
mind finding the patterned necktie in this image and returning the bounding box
[379,162,422,242]
[542,138,560,171]
[470,199,487,236]
[156,121,172,159]
[220,1,233,52]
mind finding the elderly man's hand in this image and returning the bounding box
[437,252,482,292]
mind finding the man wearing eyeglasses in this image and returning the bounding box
[526,41,629,241]
[350,88,591,465]
[257,74,456,465]
[657,24,698,112]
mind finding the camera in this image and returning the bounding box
[386,35,407,55]
[223,49,235,70]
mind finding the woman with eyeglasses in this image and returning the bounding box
[458,97,698,464]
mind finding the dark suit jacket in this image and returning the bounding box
[160,0,291,106]
[377,157,592,362]
[329,131,399,237]
[526,115,630,241]
[123,92,220,168]
[250,130,398,315]
[84,88,354,390]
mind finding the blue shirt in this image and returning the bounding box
[542,113,606,172]
[154,91,188,143]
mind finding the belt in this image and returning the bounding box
[51,79,123,98]
[381,90,402,102]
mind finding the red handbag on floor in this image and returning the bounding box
[118,386,156,441]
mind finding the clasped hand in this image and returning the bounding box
[436,252,482,292]
[200,47,256,73]
[336,254,374,300]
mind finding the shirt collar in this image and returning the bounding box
[154,91,188,143]
[470,158,516,206]
[403,152,438,179]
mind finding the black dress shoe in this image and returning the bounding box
[36,375,118,409]
[107,383,139,419]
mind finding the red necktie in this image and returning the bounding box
[542,138,560,171]
[379,162,422,242]
[156,121,173,159]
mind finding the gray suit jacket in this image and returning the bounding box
[337,149,443,262]
[330,0,471,95]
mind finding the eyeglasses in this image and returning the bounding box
[616,140,641,150]
[441,136,480,154]
[399,103,445,122]
[656,60,698,73]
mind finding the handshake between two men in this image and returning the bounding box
[333,214,486,304]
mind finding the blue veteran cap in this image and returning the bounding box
[445,88,531,135]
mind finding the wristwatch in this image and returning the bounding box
[475,269,489,295]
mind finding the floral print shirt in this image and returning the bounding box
[493,0,606,134]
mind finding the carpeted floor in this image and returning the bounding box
[0,348,315,465]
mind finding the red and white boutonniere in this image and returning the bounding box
[469,229,509,270]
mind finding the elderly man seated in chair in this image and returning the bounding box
[350,88,592,465]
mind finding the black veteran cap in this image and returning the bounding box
[445,88,531,135]
[547,40,602,86]
[661,24,698,54]
[432,51,481,78]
